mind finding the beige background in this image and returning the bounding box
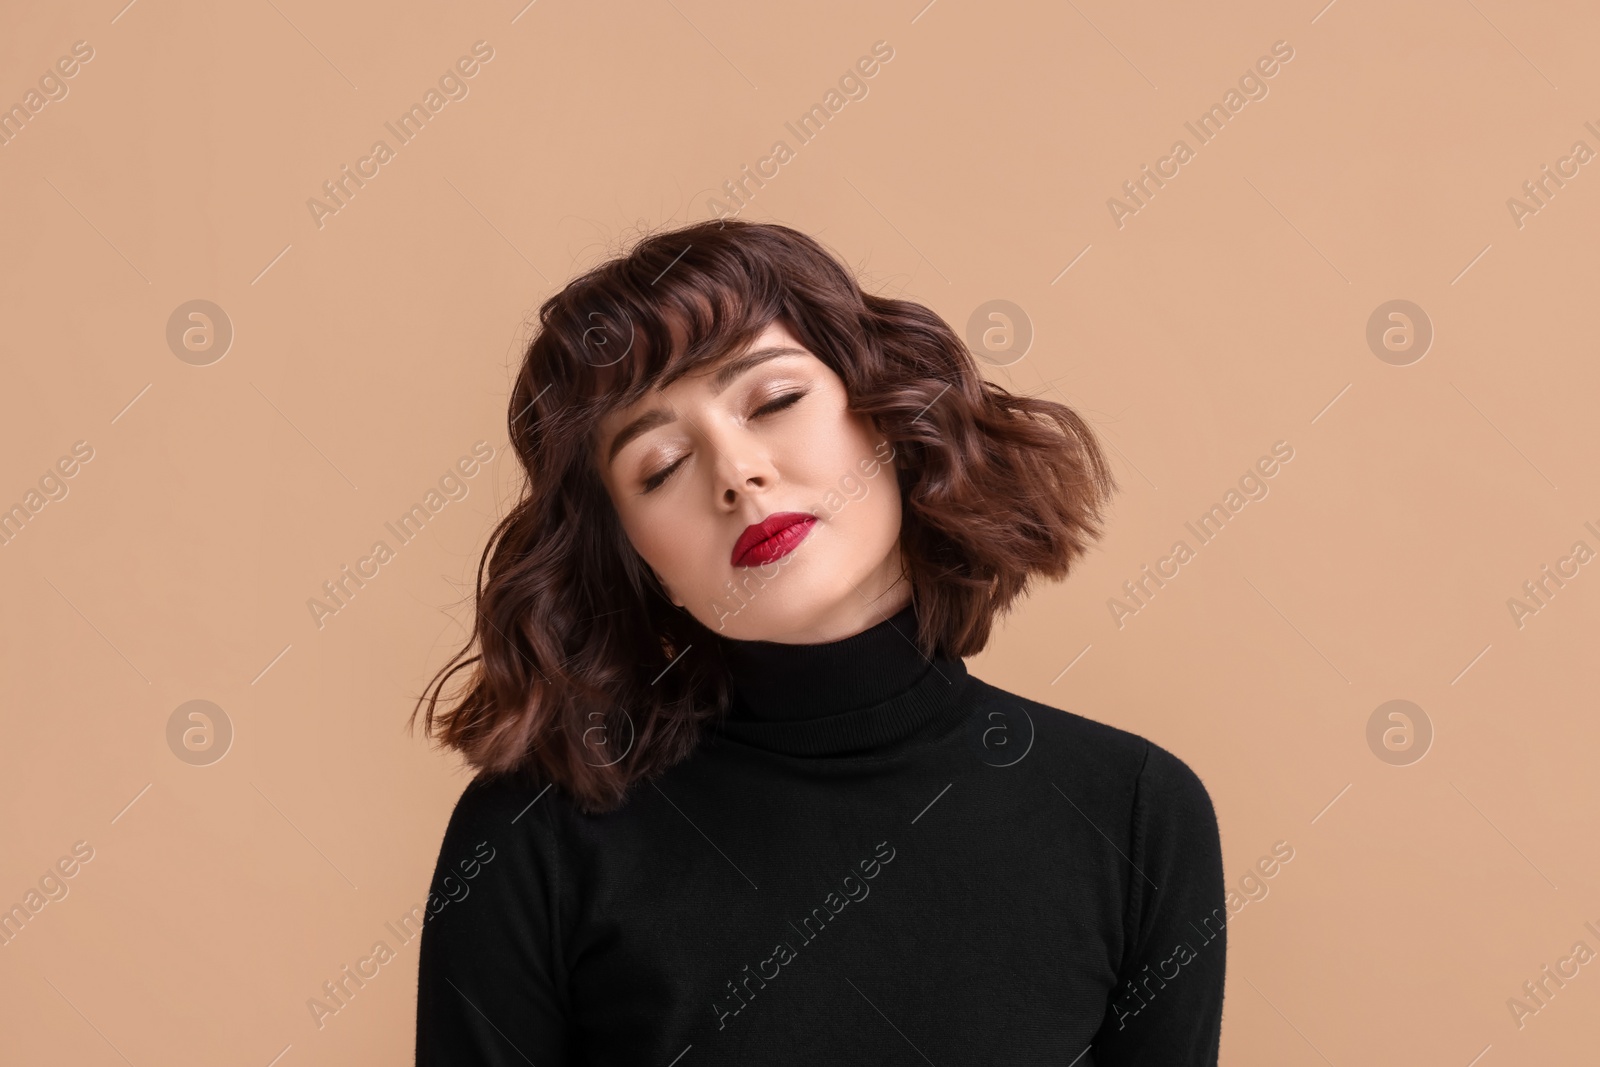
[3,0,1597,1063]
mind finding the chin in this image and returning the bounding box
[705,599,809,642]
[752,580,875,643]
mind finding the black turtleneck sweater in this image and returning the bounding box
[414,604,1226,1065]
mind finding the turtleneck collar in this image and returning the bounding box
[707,601,972,758]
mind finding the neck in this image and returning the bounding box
[708,600,973,758]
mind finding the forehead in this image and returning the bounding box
[597,320,802,428]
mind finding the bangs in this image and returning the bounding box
[550,244,791,427]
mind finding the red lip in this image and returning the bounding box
[732,511,817,567]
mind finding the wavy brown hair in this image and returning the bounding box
[410,218,1117,813]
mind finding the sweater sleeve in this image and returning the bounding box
[415,775,572,1066]
[1090,740,1227,1065]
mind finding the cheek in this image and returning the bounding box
[619,504,687,572]
[782,390,874,482]
[612,489,721,597]
[854,465,902,544]
[796,411,900,536]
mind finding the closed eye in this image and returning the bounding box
[752,390,806,418]
[637,389,809,495]
[640,456,685,493]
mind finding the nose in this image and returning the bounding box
[709,420,777,507]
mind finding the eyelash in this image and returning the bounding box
[639,390,807,494]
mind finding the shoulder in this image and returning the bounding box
[431,767,571,865]
[422,768,574,934]
[447,766,562,821]
[964,673,1217,817]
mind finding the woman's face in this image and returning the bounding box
[596,319,911,643]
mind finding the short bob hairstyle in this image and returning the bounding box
[412,219,1117,813]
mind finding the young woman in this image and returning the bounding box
[411,219,1226,1065]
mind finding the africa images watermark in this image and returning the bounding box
[712,840,897,1030]
[1505,519,1600,630]
[0,440,95,548]
[1107,440,1295,628]
[0,39,95,149]
[705,40,896,223]
[306,441,496,629]
[0,840,96,948]
[1505,917,1600,1031]
[306,838,497,1030]
[306,41,496,230]
[1110,840,1295,1031]
[1505,120,1600,230]
[1106,39,1296,229]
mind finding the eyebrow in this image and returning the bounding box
[604,344,809,467]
